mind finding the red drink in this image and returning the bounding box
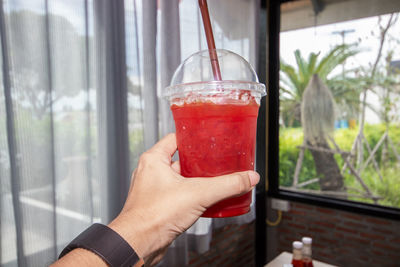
[171,99,259,217]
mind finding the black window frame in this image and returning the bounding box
[264,0,400,221]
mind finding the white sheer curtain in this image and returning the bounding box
[125,0,260,265]
[0,0,259,266]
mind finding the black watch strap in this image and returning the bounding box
[59,223,142,267]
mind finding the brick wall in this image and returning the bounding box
[269,201,400,267]
[188,222,255,267]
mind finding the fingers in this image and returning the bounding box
[149,133,177,160]
[189,171,260,208]
[171,161,181,174]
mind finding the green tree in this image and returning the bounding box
[280,44,361,127]
[8,11,86,119]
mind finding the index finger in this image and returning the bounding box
[149,133,178,160]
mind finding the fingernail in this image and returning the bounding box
[248,171,260,186]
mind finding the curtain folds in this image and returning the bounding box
[0,0,259,266]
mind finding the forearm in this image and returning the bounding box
[50,248,107,267]
[51,218,149,267]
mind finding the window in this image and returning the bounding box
[268,0,400,219]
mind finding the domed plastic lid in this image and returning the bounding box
[164,49,266,104]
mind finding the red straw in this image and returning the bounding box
[198,0,222,81]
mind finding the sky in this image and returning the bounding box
[280,13,400,124]
[281,14,400,76]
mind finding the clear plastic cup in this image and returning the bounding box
[164,49,266,217]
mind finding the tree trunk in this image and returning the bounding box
[308,140,344,191]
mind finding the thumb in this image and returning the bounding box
[189,171,260,208]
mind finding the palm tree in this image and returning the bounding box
[302,75,344,191]
[280,44,361,127]
[280,44,361,193]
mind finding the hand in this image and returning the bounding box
[108,133,260,265]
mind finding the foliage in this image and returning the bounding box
[0,107,146,191]
[279,124,400,208]
[279,129,316,188]
[129,128,145,169]
[280,44,362,127]
[8,11,87,119]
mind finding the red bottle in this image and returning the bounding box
[292,241,304,267]
[302,237,314,267]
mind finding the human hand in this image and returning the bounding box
[108,133,259,265]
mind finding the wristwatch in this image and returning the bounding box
[59,223,144,267]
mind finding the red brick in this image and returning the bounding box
[293,202,313,210]
[365,217,392,225]
[207,254,221,264]
[342,213,365,221]
[291,216,310,224]
[334,232,345,239]
[277,227,293,234]
[282,214,293,221]
[372,227,394,235]
[360,232,385,240]
[313,242,328,249]
[370,258,395,266]
[217,239,232,250]
[239,223,251,230]
[189,257,199,264]
[343,242,363,249]
[346,235,370,244]
[386,251,400,262]
[343,220,365,228]
[374,242,399,251]
[316,207,336,214]
[290,209,306,216]
[278,241,291,249]
[318,216,341,224]
[317,251,334,260]
[241,243,253,253]
[314,221,336,228]
[288,222,307,230]
[371,249,386,256]
[320,237,340,245]
[358,255,370,262]
[390,237,400,243]
[298,232,311,238]
[336,226,358,234]
[309,227,327,234]
[283,236,296,242]
[336,248,350,254]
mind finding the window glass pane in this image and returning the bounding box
[279,0,400,209]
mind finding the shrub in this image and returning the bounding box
[279,123,400,208]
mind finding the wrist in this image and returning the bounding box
[108,212,160,260]
[58,223,142,267]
